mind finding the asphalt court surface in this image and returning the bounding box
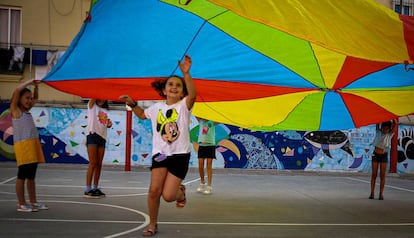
[1,162,414,238]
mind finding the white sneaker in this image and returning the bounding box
[197,183,205,193]
[17,204,38,212]
[203,186,212,195]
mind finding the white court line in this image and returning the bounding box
[0,199,149,238]
[0,176,200,198]
[2,218,413,227]
[0,177,201,198]
[159,221,414,226]
[0,191,149,197]
[0,218,141,224]
[0,184,147,190]
[183,177,200,185]
[346,177,414,193]
[34,185,148,190]
[0,176,16,184]
[2,178,414,237]
[48,178,73,182]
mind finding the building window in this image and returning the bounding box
[395,4,401,13]
[0,6,22,48]
[0,6,23,74]
[403,5,411,14]
[393,0,413,16]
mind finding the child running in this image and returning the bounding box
[119,55,196,236]
[10,79,48,212]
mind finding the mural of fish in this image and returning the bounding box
[303,130,354,159]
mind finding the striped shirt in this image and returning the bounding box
[12,112,39,143]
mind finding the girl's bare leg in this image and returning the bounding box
[206,159,213,186]
[379,162,387,197]
[16,179,26,205]
[370,161,379,196]
[93,146,105,186]
[147,168,168,228]
[162,172,184,202]
[198,158,205,184]
[86,145,98,187]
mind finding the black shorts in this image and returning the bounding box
[151,153,190,180]
[87,133,106,148]
[198,145,216,159]
[372,152,388,163]
[17,163,38,179]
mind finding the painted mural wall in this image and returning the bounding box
[0,104,413,174]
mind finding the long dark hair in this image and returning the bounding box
[18,88,31,107]
[151,75,188,99]
[100,100,109,109]
[381,121,392,129]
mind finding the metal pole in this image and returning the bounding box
[29,43,32,80]
[389,121,398,173]
[125,106,132,171]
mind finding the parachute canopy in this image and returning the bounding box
[43,0,414,131]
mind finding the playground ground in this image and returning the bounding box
[1,162,414,238]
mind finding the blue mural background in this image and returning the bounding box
[0,103,413,174]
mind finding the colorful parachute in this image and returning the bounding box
[42,0,414,131]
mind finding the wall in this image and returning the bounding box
[0,0,90,102]
[376,0,393,8]
[1,104,413,173]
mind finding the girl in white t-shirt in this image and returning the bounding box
[119,55,196,236]
[369,120,396,200]
[84,99,112,198]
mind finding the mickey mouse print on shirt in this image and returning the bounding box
[157,108,180,144]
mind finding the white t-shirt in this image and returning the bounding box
[145,97,192,156]
[86,103,109,140]
[373,129,393,150]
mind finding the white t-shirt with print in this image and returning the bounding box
[86,103,109,140]
[145,97,192,156]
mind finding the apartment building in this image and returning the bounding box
[0,0,90,103]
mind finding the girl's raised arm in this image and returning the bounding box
[10,79,37,118]
[179,55,197,110]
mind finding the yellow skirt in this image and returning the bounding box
[14,138,45,166]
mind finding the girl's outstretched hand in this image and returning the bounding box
[178,55,192,74]
[107,118,113,128]
[118,95,134,105]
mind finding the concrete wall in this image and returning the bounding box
[376,0,393,8]
[1,104,414,173]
